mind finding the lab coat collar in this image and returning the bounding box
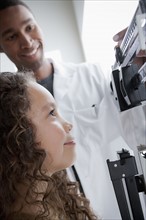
[49,58,75,101]
[49,58,74,77]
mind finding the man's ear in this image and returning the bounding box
[0,46,4,53]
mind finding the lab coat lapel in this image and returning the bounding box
[52,60,74,102]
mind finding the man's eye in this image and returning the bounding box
[26,25,34,32]
[7,34,17,41]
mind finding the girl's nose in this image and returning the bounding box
[64,122,73,133]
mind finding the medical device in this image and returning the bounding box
[107,148,146,220]
[111,0,146,112]
[108,1,146,219]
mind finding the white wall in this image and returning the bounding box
[25,0,85,62]
[82,1,139,76]
[0,0,85,72]
[72,0,84,35]
[0,54,16,72]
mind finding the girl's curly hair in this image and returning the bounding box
[0,72,98,220]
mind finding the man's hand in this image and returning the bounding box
[113,28,146,65]
[113,28,127,46]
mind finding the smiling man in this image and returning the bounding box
[0,2,52,79]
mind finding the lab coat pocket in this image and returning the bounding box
[75,105,99,125]
[74,105,102,160]
[73,105,106,179]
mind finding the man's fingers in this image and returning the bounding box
[136,50,146,57]
[113,27,128,42]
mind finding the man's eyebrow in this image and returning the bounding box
[2,18,33,37]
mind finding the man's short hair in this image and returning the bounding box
[0,0,31,12]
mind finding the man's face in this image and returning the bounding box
[0,5,44,71]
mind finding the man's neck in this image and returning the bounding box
[34,59,54,81]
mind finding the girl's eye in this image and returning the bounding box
[49,109,56,117]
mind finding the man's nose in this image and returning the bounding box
[20,34,33,49]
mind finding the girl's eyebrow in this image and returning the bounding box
[41,102,56,112]
[2,18,33,38]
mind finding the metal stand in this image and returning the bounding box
[107,149,145,220]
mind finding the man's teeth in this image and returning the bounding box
[24,48,37,56]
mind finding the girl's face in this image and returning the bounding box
[27,82,76,175]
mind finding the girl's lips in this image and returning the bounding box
[64,140,76,146]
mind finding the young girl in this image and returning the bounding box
[0,72,98,220]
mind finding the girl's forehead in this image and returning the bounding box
[28,82,55,109]
[27,82,55,123]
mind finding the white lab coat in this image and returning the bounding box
[51,59,146,219]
